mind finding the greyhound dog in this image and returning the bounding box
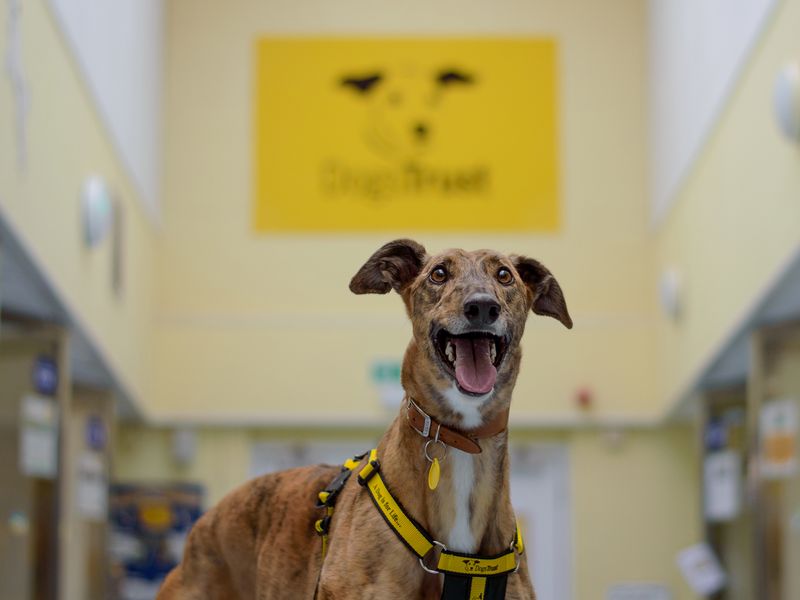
[157,239,571,599]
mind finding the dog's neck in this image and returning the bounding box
[376,343,518,556]
[377,404,514,557]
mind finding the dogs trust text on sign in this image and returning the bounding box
[253,38,559,232]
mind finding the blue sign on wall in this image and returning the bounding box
[86,415,107,451]
[32,356,58,396]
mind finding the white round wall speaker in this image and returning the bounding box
[81,175,113,247]
[659,267,683,320]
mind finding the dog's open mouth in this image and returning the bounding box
[433,329,508,396]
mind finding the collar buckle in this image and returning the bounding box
[406,398,432,438]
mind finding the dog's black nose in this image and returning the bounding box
[464,294,500,326]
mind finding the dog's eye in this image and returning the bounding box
[497,268,513,285]
[429,266,448,285]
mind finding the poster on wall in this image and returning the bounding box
[676,543,726,596]
[253,38,559,232]
[76,451,108,521]
[760,398,798,479]
[109,483,204,600]
[703,450,742,522]
[19,394,59,479]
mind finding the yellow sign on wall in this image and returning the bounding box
[253,38,559,232]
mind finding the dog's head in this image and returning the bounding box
[350,239,571,424]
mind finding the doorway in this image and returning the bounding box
[753,324,800,600]
[0,325,64,600]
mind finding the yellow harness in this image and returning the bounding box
[315,449,525,600]
[314,453,365,558]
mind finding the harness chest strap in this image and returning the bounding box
[356,449,525,600]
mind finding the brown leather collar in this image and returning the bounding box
[405,397,508,454]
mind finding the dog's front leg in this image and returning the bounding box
[317,581,425,600]
[504,562,537,600]
[317,562,433,600]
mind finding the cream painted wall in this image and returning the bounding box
[157,0,655,423]
[570,426,700,599]
[114,427,252,506]
[655,0,800,408]
[115,424,701,599]
[0,0,157,404]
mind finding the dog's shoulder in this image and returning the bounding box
[162,463,341,599]
[212,462,341,546]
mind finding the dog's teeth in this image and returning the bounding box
[490,343,497,363]
[445,342,455,363]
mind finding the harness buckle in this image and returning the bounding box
[314,515,332,536]
[418,540,447,575]
[315,468,353,508]
[510,527,524,573]
[356,458,381,486]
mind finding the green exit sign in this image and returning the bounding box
[370,360,402,385]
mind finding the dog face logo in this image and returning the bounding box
[460,558,498,575]
[254,38,560,231]
[339,65,475,161]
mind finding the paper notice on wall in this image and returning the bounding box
[19,394,59,479]
[704,450,741,522]
[676,543,726,596]
[76,451,108,521]
[760,398,798,480]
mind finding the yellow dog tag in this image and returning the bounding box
[428,458,440,490]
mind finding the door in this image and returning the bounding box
[510,444,572,600]
[752,324,800,600]
[702,387,754,600]
[62,385,113,600]
[0,328,65,600]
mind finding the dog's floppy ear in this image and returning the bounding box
[340,73,384,95]
[437,69,475,86]
[350,239,428,295]
[511,256,573,329]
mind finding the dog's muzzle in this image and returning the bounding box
[432,328,509,396]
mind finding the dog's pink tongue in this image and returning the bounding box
[453,338,497,394]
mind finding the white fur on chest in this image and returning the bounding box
[446,450,477,552]
[440,385,491,552]
[442,384,491,429]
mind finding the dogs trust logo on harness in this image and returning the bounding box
[253,38,559,232]
[461,559,499,574]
